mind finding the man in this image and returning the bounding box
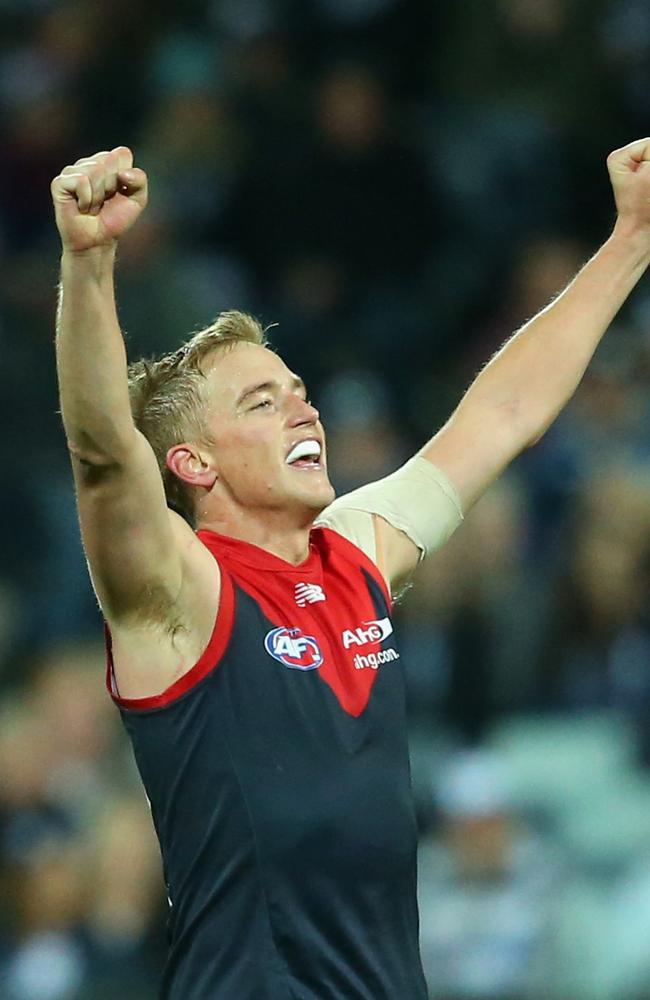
[52,140,650,999]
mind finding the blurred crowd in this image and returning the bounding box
[1,0,650,997]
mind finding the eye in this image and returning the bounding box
[251,398,273,410]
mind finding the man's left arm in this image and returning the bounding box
[377,137,650,585]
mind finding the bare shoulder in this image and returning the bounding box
[108,511,222,701]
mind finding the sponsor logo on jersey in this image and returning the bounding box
[264,626,324,671]
[341,617,394,649]
[354,648,400,671]
[294,582,326,607]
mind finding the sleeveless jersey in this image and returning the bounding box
[106,526,428,1000]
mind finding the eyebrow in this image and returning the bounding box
[236,375,306,407]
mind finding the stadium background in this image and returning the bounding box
[1,0,650,997]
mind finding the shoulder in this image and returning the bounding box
[314,506,376,564]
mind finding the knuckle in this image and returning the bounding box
[118,149,134,170]
[86,162,106,181]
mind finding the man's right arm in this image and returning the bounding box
[57,245,187,624]
[53,148,213,637]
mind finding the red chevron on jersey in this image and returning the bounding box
[197,525,394,717]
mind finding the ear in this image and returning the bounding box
[166,444,218,490]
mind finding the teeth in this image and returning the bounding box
[286,439,321,464]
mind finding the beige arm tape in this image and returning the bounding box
[315,455,464,563]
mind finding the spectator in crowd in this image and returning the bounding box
[1,3,650,997]
[418,750,559,1000]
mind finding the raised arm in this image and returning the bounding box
[374,138,650,585]
[54,148,147,467]
[52,148,216,671]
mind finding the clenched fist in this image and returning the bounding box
[51,146,147,253]
[608,138,650,237]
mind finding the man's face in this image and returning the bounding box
[200,342,334,519]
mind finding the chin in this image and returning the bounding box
[295,480,335,516]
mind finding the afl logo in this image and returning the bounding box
[264,627,324,671]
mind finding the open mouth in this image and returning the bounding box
[285,439,323,470]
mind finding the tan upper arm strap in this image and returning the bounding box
[315,455,463,563]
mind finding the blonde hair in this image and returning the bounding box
[128,310,268,524]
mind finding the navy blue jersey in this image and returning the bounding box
[106,526,428,1000]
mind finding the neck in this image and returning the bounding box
[197,506,315,565]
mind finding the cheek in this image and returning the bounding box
[216,426,279,479]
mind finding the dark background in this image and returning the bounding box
[1,1,650,997]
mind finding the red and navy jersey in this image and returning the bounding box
[106,526,428,1000]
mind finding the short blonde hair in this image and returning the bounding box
[128,310,268,524]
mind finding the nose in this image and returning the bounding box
[287,392,320,426]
